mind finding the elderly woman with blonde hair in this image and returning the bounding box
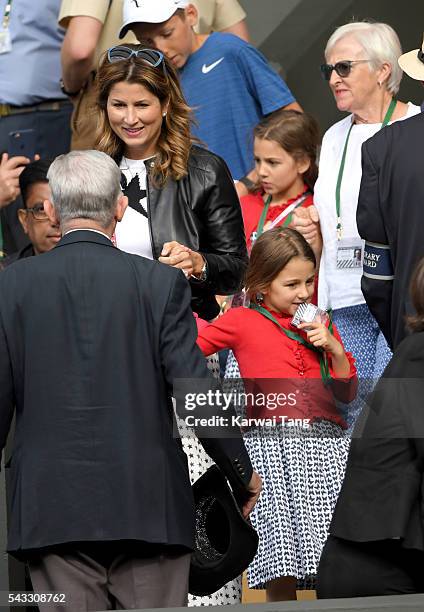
[294,21,420,430]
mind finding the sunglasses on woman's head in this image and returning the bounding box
[320,59,370,81]
[107,46,166,74]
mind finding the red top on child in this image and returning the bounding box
[197,304,356,428]
[241,186,314,252]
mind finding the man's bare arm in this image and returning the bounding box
[61,16,103,94]
[283,100,303,112]
[221,18,250,42]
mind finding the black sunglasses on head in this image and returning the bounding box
[107,46,167,75]
[320,59,370,81]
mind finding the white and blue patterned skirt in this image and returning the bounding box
[245,420,349,589]
[225,352,349,590]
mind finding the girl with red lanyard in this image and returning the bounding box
[197,227,357,601]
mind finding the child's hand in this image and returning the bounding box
[298,321,351,378]
[298,321,343,356]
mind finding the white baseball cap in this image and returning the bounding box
[119,0,190,39]
[398,34,424,81]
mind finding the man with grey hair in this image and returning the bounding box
[0,150,260,611]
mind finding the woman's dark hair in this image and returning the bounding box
[407,257,424,332]
[19,158,52,207]
[254,110,320,191]
[245,227,316,304]
[94,43,194,186]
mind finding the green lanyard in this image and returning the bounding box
[256,195,272,237]
[256,191,310,239]
[3,0,13,29]
[249,303,333,385]
[335,97,397,239]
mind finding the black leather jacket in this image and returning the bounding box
[122,146,248,320]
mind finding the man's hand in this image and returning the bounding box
[0,153,30,208]
[159,241,204,278]
[241,470,262,518]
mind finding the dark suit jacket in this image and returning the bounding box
[0,230,252,557]
[330,332,424,551]
[0,243,34,270]
[357,112,424,350]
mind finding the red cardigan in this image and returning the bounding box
[197,306,357,428]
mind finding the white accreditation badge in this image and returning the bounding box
[336,237,363,269]
[0,28,12,53]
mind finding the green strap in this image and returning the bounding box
[3,0,13,29]
[249,303,332,385]
[327,308,333,334]
[256,195,272,238]
[283,212,294,228]
[380,98,398,128]
[335,97,397,239]
[271,191,312,230]
[335,122,354,240]
[256,191,310,238]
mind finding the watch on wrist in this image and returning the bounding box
[191,258,208,282]
[59,78,82,97]
[238,176,256,193]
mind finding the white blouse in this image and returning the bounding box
[115,157,153,259]
[314,102,421,310]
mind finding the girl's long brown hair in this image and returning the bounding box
[254,110,320,192]
[245,227,316,303]
[94,44,194,185]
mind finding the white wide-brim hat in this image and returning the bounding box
[119,0,190,39]
[398,34,424,81]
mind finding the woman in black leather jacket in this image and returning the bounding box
[94,44,247,320]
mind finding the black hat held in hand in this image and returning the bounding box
[189,465,259,596]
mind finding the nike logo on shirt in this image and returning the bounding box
[202,57,225,74]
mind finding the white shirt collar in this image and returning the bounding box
[63,228,112,242]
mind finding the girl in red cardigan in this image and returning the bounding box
[197,228,356,601]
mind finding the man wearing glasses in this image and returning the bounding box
[0,160,60,270]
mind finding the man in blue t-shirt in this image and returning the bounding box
[119,0,302,184]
